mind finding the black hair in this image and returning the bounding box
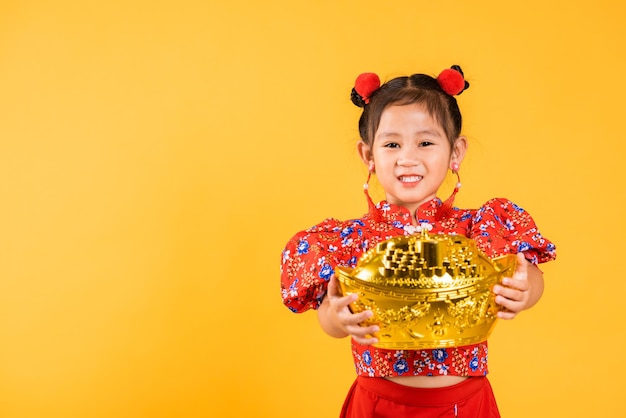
[355,70,467,148]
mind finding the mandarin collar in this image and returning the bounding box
[370,197,443,226]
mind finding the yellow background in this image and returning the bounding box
[1,1,624,417]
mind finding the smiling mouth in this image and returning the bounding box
[399,175,422,183]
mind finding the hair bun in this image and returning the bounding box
[437,66,470,96]
[351,72,381,107]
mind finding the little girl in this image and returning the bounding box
[280,66,556,417]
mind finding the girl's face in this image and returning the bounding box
[358,103,467,215]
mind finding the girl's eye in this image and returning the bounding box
[419,141,433,147]
[384,143,400,148]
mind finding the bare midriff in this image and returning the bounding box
[384,375,469,388]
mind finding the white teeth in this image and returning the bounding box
[400,175,422,182]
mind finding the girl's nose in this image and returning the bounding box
[396,154,420,167]
[396,144,421,167]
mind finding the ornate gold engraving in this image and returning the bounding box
[336,230,517,349]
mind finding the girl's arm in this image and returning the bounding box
[317,274,380,345]
[493,252,545,320]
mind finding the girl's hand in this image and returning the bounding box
[492,252,542,320]
[318,274,379,345]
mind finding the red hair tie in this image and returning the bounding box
[437,66,469,96]
[354,73,381,105]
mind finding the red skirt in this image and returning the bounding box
[340,376,500,418]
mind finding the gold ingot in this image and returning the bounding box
[336,230,517,349]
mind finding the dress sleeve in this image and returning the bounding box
[280,218,360,313]
[470,198,556,264]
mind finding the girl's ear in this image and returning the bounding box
[357,141,374,170]
[451,136,468,165]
